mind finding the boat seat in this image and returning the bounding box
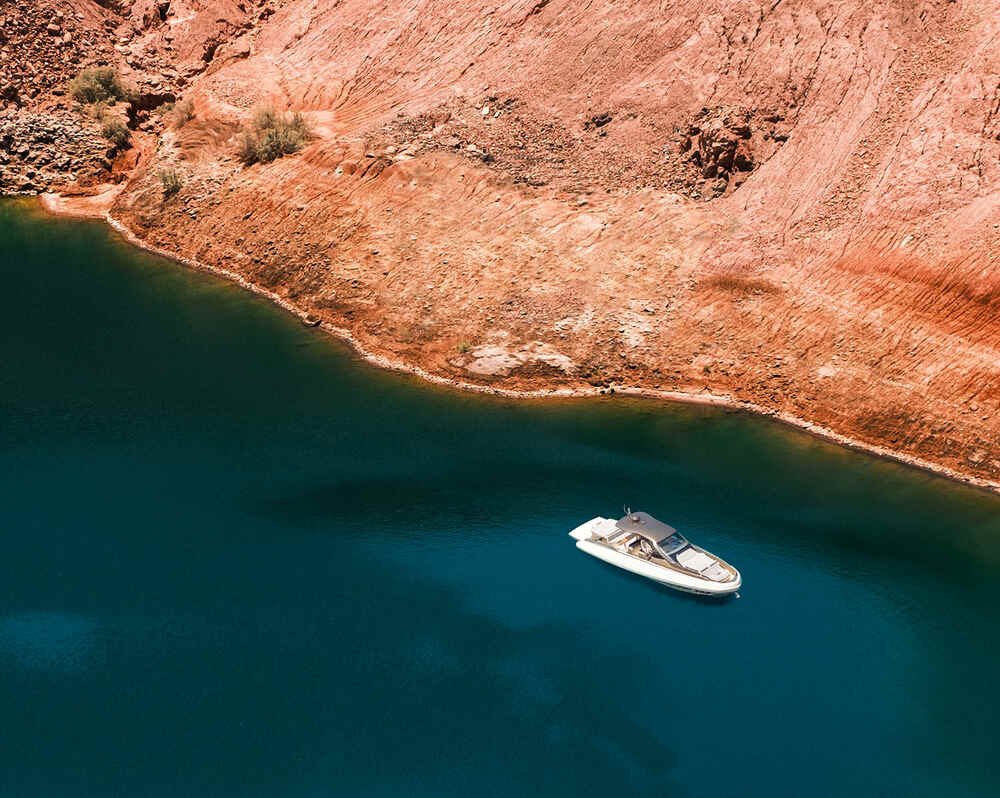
[702,563,731,582]
[603,527,632,544]
[676,547,716,573]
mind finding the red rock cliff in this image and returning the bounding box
[8,0,1000,487]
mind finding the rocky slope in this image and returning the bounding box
[8,0,1000,488]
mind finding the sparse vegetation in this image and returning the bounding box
[70,68,134,150]
[170,99,195,129]
[457,341,472,354]
[85,100,109,121]
[101,118,131,148]
[158,168,182,197]
[69,67,130,105]
[237,132,261,165]
[252,107,278,130]
[237,107,312,165]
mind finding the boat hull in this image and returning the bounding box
[575,539,741,596]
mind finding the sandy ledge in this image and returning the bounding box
[38,191,1000,497]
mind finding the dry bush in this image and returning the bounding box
[238,108,312,165]
[158,168,182,197]
[69,67,130,105]
[237,132,260,164]
[252,107,278,130]
[101,118,131,148]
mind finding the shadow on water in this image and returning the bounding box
[246,464,628,532]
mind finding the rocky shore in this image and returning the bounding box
[0,109,116,193]
[7,0,1000,492]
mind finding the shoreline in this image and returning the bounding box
[37,191,1000,497]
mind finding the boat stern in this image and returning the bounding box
[568,517,612,541]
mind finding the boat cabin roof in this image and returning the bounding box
[615,512,680,545]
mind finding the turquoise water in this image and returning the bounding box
[2,199,999,797]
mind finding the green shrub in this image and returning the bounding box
[238,107,311,165]
[101,118,131,148]
[69,67,129,105]
[158,168,182,197]
[170,99,195,129]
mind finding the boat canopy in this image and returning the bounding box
[615,512,680,544]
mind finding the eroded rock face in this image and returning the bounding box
[5,0,1000,488]
[458,341,576,378]
[676,107,791,198]
[0,110,112,192]
[372,98,785,201]
[0,1,127,105]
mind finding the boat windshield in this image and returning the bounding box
[658,532,689,555]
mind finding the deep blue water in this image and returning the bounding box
[2,199,999,797]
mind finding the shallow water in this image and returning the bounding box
[2,199,999,797]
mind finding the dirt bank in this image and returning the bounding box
[9,0,1000,492]
[36,190,1000,495]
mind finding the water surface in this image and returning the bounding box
[2,199,999,797]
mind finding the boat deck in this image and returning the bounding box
[595,533,738,583]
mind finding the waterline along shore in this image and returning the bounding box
[37,192,1000,496]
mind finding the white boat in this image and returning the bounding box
[569,510,741,596]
